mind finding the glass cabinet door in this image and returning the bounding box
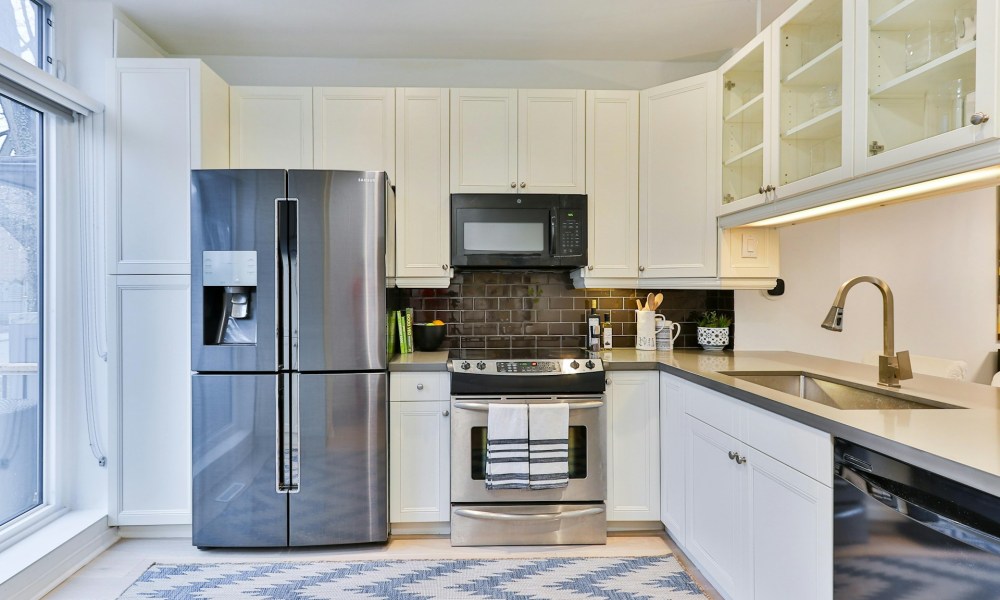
[861,0,997,172]
[775,0,851,195]
[720,34,769,215]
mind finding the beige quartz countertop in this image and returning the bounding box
[390,348,1000,496]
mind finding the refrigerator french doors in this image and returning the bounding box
[190,169,389,547]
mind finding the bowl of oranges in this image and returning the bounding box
[412,319,447,351]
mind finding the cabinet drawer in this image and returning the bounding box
[746,404,832,486]
[390,372,449,401]
[684,383,744,439]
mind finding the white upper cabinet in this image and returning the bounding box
[582,90,639,280]
[450,89,585,194]
[313,87,395,180]
[640,73,719,279]
[394,88,452,286]
[230,86,313,168]
[109,59,229,275]
[857,0,998,174]
[720,0,853,216]
[517,89,586,193]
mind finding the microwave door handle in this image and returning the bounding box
[550,211,557,254]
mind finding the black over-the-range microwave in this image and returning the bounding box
[450,194,588,269]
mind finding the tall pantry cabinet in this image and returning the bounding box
[106,59,229,526]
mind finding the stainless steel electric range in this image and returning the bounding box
[448,348,607,546]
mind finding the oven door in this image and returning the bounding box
[450,395,606,503]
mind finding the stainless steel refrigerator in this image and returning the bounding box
[190,169,391,547]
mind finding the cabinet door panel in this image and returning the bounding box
[607,372,659,521]
[684,416,746,599]
[230,86,313,168]
[748,447,832,600]
[586,91,639,278]
[390,400,450,523]
[313,87,395,180]
[450,89,518,193]
[659,373,686,543]
[640,74,719,278]
[395,88,451,280]
[518,89,585,193]
[112,276,192,525]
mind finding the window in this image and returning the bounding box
[0,93,42,528]
[0,0,49,69]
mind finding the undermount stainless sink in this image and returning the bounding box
[719,371,964,410]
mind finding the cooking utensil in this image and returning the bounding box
[636,298,645,311]
[652,293,663,311]
[645,293,655,312]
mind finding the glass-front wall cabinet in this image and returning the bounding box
[863,0,997,172]
[721,36,767,214]
[777,0,846,190]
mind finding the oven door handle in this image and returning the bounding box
[454,507,605,522]
[452,400,604,411]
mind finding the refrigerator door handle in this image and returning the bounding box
[276,372,300,493]
[287,198,300,371]
[276,198,291,370]
[289,372,301,493]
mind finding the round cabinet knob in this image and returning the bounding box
[639,266,645,272]
[476,361,487,370]
[461,361,471,370]
[759,186,766,195]
[585,360,595,369]
[569,360,580,369]
[588,265,594,271]
[442,410,450,417]
[766,185,776,193]
[605,377,611,385]
[442,264,449,270]
[735,454,747,465]
[728,451,737,460]
[510,182,517,188]
[416,383,424,390]
[971,112,991,125]
[520,182,526,188]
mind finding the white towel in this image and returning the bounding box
[485,403,529,490]
[528,403,569,490]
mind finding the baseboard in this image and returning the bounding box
[607,521,665,533]
[118,524,192,539]
[390,522,450,536]
[0,511,118,600]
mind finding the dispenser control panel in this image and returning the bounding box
[203,251,258,286]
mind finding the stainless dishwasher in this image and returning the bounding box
[833,438,1000,599]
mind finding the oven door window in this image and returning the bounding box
[471,426,587,480]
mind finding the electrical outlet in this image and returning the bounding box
[741,233,758,259]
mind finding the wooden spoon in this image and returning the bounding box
[645,293,655,311]
[636,298,644,311]
[652,293,663,311]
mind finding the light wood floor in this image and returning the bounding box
[44,533,718,599]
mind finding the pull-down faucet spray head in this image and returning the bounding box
[821,306,844,331]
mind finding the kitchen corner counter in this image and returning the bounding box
[389,351,450,372]
[608,348,1000,497]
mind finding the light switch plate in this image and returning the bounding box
[741,233,758,259]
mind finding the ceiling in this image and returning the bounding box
[94,0,796,62]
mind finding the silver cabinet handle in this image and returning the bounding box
[639,266,645,272]
[442,264,449,270]
[588,265,594,271]
[510,182,516,188]
[758,186,766,195]
[442,410,449,417]
[454,507,604,522]
[520,182,526,188]
[416,383,424,390]
[735,454,747,465]
[971,112,990,125]
[728,451,737,460]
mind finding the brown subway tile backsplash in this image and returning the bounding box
[401,271,734,351]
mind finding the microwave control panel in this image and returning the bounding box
[556,209,583,257]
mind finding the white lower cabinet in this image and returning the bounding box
[389,373,450,529]
[659,372,686,544]
[660,372,832,600]
[109,275,192,526]
[606,371,659,523]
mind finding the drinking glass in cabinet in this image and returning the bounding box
[955,6,976,48]
[810,85,840,117]
[924,78,965,137]
[905,21,956,72]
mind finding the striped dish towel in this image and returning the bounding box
[528,403,569,489]
[485,403,529,490]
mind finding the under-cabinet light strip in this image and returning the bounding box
[744,165,1000,227]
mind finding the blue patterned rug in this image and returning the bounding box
[118,555,705,599]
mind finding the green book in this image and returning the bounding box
[405,307,414,353]
[387,311,397,356]
[397,310,409,354]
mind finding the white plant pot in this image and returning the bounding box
[697,326,729,351]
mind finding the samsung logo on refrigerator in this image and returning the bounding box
[358,177,377,183]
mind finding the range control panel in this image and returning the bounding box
[450,358,603,376]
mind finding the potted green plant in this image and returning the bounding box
[697,311,732,351]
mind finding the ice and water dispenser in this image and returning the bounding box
[202,250,258,345]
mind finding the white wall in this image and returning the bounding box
[196,56,718,89]
[735,187,998,384]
